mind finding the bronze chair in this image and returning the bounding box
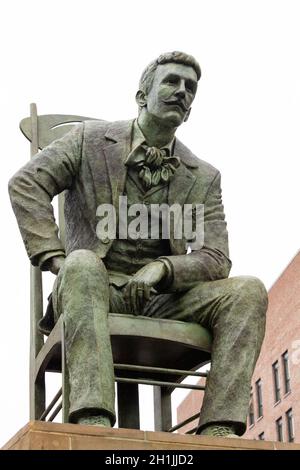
[20,104,212,433]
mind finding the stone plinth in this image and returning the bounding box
[2,421,300,450]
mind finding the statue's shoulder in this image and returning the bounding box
[83,119,133,141]
[176,139,220,179]
[83,119,110,137]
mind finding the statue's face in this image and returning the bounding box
[145,63,198,127]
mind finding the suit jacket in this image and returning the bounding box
[9,119,231,292]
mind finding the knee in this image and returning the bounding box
[232,276,268,311]
[63,249,107,277]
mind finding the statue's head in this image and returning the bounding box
[136,51,201,127]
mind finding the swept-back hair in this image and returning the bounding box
[139,51,201,95]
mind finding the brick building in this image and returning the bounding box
[177,251,300,442]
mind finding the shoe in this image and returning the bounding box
[199,424,240,438]
[77,414,111,427]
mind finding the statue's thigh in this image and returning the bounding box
[142,278,241,326]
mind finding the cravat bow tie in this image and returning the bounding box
[137,145,180,189]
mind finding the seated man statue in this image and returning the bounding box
[8,51,267,437]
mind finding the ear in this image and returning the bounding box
[184,108,192,122]
[136,90,147,108]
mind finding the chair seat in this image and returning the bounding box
[35,314,212,384]
[110,314,211,382]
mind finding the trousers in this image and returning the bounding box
[52,249,268,434]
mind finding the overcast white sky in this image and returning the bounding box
[0,0,299,446]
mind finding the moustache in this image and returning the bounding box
[163,100,188,112]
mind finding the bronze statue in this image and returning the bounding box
[8,51,267,437]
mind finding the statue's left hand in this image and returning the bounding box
[124,261,166,315]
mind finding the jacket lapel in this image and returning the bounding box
[168,139,198,207]
[103,120,133,209]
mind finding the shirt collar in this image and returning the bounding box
[132,119,175,155]
[125,120,176,167]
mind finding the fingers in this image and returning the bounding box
[131,282,138,314]
[124,280,151,315]
[124,281,138,315]
[137,282,145,312]
[124,283,133,313]
[144,283,151,302]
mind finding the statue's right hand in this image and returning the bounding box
[47,256,65,275]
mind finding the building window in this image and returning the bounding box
[282,351,291,394]
[258,432,265,440]
[255,379,263,418]
[286,408,294,442]
[276,417,283,442]
[248,392,255,426]
[272,361,281,402]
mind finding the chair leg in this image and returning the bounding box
[62,321,70,423]
[29,262,45,420]
[153,386,172,432]
[117,382,140,429]
[31,376,46,420]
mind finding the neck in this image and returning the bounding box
[137,111,177,147]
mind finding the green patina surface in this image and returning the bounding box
[10,52,267,435]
